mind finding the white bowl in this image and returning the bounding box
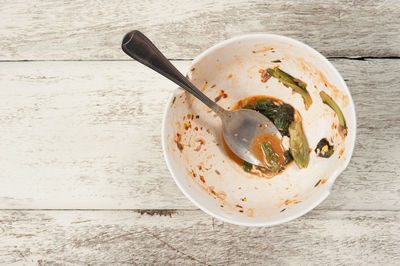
[162,34,356,226]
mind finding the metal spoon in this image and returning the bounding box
[121,30,281,167]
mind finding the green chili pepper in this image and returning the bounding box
[267,67,312,110]
[320,91,347,137]
[289,120,309,169]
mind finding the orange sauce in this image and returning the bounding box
[233,95,285,110]
[249,133,285,167]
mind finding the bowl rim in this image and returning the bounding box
[161,33,357,227]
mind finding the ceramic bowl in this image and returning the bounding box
[162,34,356,226]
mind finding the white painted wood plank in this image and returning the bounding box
[0,0,399,60]
[0,61,187,209]
[321,59,400,211]
[0,210,398,265]
[0,60,399,210]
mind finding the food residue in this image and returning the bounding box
[184,122,191,130]
[261,69,271,83]
[194,139,205,152]
[284,199,301,206]
[315,138,334,158]
[222,95,303,178]
[252,47,274,53]
[214,90,228,102]
[174,133,183,151]
[201,81,208,91]
[339,149,345,158]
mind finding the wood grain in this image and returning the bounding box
[0,59,399,210]
[0,210,398,265]
[1,0,399,263]
[0,0,399,60]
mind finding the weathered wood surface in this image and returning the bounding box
[1,0,400,264]
[1,0,399,61]
[0,210,398,265]
[0,59,399,210]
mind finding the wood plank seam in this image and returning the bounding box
[0,57,400,63]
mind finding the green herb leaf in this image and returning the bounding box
[255,99,279,121]
[261,142,281,172]
[274,104,294,136]
[242,161,253,172]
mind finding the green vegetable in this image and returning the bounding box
[274,104,294,136]
[267,67,312,110]
[255,100,294,136]
[283,150,293,165]
[255,99,275,111]
[261,142,281,172]
[289,120,309,169]
[314,138,334,158]
[255,99,279,121]
[320,91,347,137]
[242,161,253,172]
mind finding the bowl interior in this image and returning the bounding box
[162,34,356,226]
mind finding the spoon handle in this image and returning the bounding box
[122,30,226,116]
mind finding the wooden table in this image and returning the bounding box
[1,0,399,264]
